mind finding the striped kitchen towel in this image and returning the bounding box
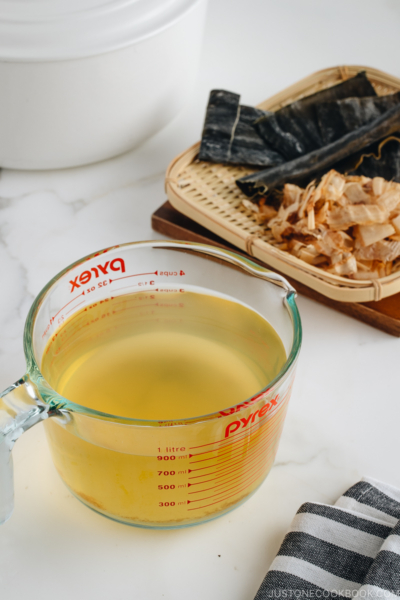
[255,478,400,599]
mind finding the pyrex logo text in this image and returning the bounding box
[69,258,125,292]
[224,395,279,438]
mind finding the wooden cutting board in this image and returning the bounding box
[152,201,400,337]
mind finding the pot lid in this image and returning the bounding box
[0,0,201,61]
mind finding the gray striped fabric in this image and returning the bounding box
[255,478,400,599]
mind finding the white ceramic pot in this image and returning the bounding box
[0,0,208,169]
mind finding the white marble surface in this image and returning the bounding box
[1,1,400,598]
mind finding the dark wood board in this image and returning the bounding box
[152,201,400,337]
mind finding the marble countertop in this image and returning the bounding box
[1,1,400,599]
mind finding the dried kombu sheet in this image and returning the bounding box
[199,90,239,163]
[317,92,400,144]
[348,136,400,181]
[229,105,284,167]
[254,71,376,160]
[254,114,310,162]
[236,102,400,198]
[254,106,322,160]
[199,90,284,167]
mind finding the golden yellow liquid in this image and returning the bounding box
[42,288,287,527]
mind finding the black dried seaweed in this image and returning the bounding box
[236,102,400,198]
[199,90,240,164]
[254,114,310,161]
[317,92,400,145]
[229,105,285,167]
[254,71,376,160]
[348,135,400,181]
[199,90,284,168]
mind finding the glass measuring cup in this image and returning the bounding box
[0,241,301,528]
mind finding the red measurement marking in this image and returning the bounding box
[112,302,160,313]
[108,295,154,309]
[187,461,270,510]
[187,429,283,493]
[189,429,267,465]
[112,284,140,293]
[54,291,85,318]
[50,295,162,348]
[189,430,269,465]
[188,451,274,495]
[110,271,158,283]
[187,425,281,485]
[187,442,275,491]
[188,414,283,472]
[188,457,272,503]
[187,454,278,512]
[189,422,270,458]
[189,408,286,464]
[188,449,273,491]
[188,416,285,479]
[66,299,85,316]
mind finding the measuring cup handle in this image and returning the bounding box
[0,376,51,524]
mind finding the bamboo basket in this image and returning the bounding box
[165,65,400,303]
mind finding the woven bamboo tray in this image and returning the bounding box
[165,65,400,303]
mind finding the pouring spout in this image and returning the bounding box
[0,376,50,524]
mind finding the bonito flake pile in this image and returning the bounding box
[243,170,400,279]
